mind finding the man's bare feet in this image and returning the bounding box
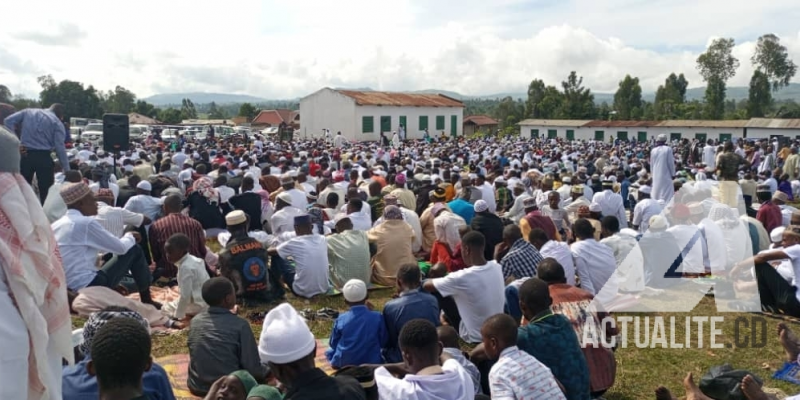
[778,322,800,362]
[740,374,770,400]
[683,373,713,400]
[654,386,676,400]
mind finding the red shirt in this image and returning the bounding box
[756,201,783,234]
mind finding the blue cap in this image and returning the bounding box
[294,215,311,225]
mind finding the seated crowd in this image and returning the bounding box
[6,123,800,400]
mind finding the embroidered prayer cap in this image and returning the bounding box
[80,308,149,356]
[342,279,368,303]
[473,199,489,213]
[225,210,247,226]
[60,182,92,205]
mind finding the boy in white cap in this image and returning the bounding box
[259,303,366,400]
[631,185,662,234]
[325,279,387,369]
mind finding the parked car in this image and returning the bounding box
[129,125,148,141]
[80,123,104,146]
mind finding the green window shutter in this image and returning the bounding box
[362,116,374,133]
[399,116,407,130]
[566,129,575,140]
[436,115,445,130]
[594,130,604,141]
[380,116,391,133]
[617,131,628,141]
[419,116,428,130]
[670,132,682,141]
[531,129,539,138]
[720,133,732,142]
[637,131,648,141]
[695,133,707,141]
[547,129,557,139]
[451,115,457,136]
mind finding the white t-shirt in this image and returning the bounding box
[432,261,505,343]
[784,244,800,303]
[375,358,475,400]
[277,234,330,298]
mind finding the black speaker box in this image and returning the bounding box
[103,113,129,152]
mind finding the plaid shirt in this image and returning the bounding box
[500,239,544,280]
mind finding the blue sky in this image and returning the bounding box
[1,0,798,99]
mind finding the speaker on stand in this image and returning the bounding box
[103,113,130,178]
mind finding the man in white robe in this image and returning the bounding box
[650,134,676,203]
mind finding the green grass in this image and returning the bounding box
[71,291,800,399]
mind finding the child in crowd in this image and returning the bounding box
[201,370,257,400]
[188,277,267,396]
[481,313,566,399]
[162,233,210,320]
[438,325,482,395]
[326,279,387,368]
[87,317,155,400]
[374,319,475,399]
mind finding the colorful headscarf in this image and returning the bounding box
[192,177,219,204]
[383,205,403,220]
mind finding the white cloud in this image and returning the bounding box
[1,0,799,99]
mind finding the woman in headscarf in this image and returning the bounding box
[61,306,175,400]
[185,177,227,234]
[430,204,468,272]
[367,205,416,286]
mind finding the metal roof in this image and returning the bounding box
[582,120,661,128]
[746,118,800,129]
[464,115,499,126]
[655,120,748,128]
[517,119,592,127]
[337,90,464,108]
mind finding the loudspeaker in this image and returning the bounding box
[103,113,129,152]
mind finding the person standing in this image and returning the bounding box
[717,141,748,210]
[650,134,676,203]
[3,104,70,203]
[0,126,73,400]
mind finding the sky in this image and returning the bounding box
[2,0,800,100]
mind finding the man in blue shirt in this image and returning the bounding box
[62,306,175,400]
[448,194,476,224]
[326,279,387,369]
[382,263,441,363]
[4,104,70,203]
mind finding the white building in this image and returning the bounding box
[518,119,751,142]
[299,88,464,142]
[746,118,800,140]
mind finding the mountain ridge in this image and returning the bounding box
[145,83,800,106]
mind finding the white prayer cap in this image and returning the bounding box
[657,134,667,141]
[771,226,786,243]
[239,161,249,168]
[276,192,293,204]
[136,181,152,191]
[258,303,316,364]
[649,215,668,230]
[638,185,651,194]
[589,203,602,212]
[342,279,368,303]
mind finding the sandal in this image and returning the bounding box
[316,308,339,320]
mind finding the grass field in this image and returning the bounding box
[72,288,800,399]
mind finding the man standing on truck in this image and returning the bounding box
[3,103,70,204]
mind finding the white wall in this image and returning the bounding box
[747,127,800,140]
[354,106,463,142]
[518,124,746,142]
[299,88,356,140]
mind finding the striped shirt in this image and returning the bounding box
[148,213,207,278]
[489,346,565,400]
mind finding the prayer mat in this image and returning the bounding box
[156,339,334,399]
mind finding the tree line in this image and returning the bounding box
[466,33,798,130]
[0,79,298,125]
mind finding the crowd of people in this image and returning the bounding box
[4,104,800,399]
